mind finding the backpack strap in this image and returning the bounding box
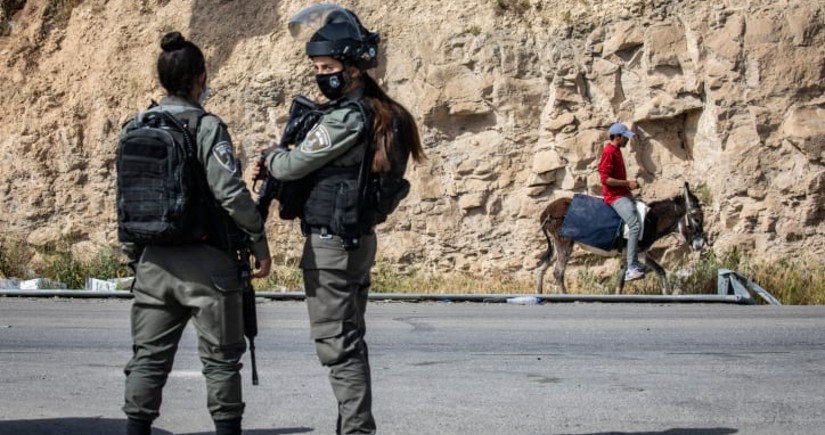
[176,110,209,142]
[142,105,208,159]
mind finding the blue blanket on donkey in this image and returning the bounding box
[559,194,622,251]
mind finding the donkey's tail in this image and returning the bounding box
[536,214,555,294]
[538,214,554,265]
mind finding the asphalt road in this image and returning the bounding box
[0,298,823,435]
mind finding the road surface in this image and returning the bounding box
[1,298,823,435]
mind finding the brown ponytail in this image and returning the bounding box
[362,74,425,173]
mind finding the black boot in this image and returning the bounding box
[126,417,152,435]
[215,417,242,435]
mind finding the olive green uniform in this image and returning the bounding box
[122,96,270,423]
[267,89,377,435]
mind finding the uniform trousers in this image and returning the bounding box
[301,232,377,435]
[123,244,247,422]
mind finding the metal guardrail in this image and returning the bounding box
[717,268,782,305]
[0,289,749,304]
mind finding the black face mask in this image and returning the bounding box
[316,70,351,101]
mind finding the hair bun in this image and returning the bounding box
[160,31,187,52]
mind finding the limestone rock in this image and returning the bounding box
[555,130,605,170]
[645,22,688,68]
[458,192,488,210]
[531,149,565,174]
[782,105,825,162]
[0,0,823,284]
[603,21,644,56]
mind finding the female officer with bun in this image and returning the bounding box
[121,32,270,435]
[253,5,424,434]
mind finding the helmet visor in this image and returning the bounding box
[287,4,365,43]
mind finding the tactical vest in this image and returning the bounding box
[298,99,411,239]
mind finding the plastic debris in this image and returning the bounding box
[19,278,68,290]
[85,277,134,291]
[506,296,542,305]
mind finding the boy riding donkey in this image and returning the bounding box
[598,122,646,281]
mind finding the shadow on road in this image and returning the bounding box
[180,429,313,435]
[558,429,737,435]
[0,417,312,435]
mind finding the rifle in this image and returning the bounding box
[255,95,320,221]
[237,246,260,385]
[241,96,319,386]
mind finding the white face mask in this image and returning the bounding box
[197,84,211,105]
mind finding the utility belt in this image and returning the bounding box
[301,222,373,251]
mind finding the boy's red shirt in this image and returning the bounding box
[598,142,630,205]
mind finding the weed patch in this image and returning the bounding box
[1,236,131,289]
[254,256,304,292]
[563,249,825,304]
[4,235,824,304]
[0,236,32,279]
[39,241,131,289]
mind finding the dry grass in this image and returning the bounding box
[550,249,825,304]
[255,251,825,304]
[0,236,131,289]
[743,258,825,305]
[0,236,32,279]
[370,262,533,295]
[3,235,824,304]
[253,257,304,292]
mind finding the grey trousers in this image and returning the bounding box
[123,244,247,422]
[611,196,641,267]
[301,232,378,435]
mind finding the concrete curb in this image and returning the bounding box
[0,289,748,304]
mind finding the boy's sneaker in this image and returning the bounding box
[624,264,646,282]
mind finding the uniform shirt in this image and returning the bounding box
[267,88,367,181]
[598,142,631,206]
[123,96,270,261]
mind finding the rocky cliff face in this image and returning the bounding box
[1,0,823,281]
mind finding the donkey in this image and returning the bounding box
[535,182,706,295]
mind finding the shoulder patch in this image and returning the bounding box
[300,124,332,153]
[212,141,238,173]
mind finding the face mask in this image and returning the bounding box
[316,70,350,101]
[197,84,211,105]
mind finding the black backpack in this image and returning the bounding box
[359,114,411,229]
[116,105,208,245]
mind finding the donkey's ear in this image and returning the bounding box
[684,182,690,192]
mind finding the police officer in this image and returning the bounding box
[253,5,424,434]
[121,32,271,435]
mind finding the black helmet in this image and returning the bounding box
[289,4,380,70]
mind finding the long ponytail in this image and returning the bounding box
[362,74,425,173]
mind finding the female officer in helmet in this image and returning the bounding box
[253,5,424,434]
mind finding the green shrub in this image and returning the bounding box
[0,236,32,279]
[39,241,131,289]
